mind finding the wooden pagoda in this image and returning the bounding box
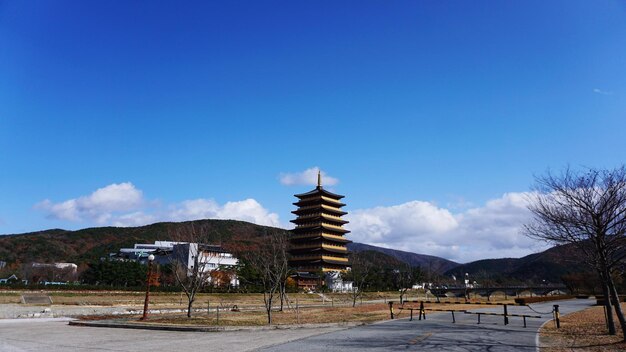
[289,171,351,279]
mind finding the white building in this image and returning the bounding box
[115,241,239,287]
[325,271,354,293]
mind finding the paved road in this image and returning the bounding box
[260,299,594,352]
[0,299,593,352]
[0,318,344,352]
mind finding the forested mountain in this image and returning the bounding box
[348,242,459,273]
[444,243,585,284]
[0,219,587,284]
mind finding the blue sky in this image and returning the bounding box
[1,1,625,262]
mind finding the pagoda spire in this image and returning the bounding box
[317,170,322,188]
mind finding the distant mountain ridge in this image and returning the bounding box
[348,242,459,273]
[0,219,584,283]
[444,243,584,283]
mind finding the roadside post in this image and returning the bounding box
[140,254,155,321]
[553,305,560,329]
[503,304,509,325]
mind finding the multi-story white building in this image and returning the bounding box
[115,241,239,287]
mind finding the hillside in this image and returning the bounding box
[0,219,459,275]
[348,242,459,273]
[0,220,283,265]
[0,219,587,285]
[444,243,585,284]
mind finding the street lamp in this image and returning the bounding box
[140,254,155,321]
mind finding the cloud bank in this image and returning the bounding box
[347,193,546,263]
[36,183,144,224]
[279,167,339,186]
[36,183,281,228]
[35,182,545,263]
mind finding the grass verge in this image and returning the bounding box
[540,303,626,352]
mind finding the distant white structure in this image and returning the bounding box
[325,271,353,292]
[115,241,239,287]
[32,262,78,271]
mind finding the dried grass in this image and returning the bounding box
[540,303,626,352]
[132,303,392,326]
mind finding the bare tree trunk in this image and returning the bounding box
[265,293,273,324]
[400,289,408,305]
[601,275,616,335]
[279,282,285,312]
[187,297,194,318]
[607,275,626,340]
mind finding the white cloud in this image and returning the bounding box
[112,212,157,227]
[349,201,458,244]
[35,182,548,263]
[167,198,280,227]
[36,183,281,228]
[347,193,547,263]
[279,167,339,186]
[593,88,614,95]
[36,182,144,224]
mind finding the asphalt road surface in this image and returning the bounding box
[0,299,594,352]
[260,299,594,352]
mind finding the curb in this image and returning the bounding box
[68,320,365,332]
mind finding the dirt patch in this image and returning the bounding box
[540,303,626,352]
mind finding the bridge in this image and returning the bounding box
[428,285,568,299]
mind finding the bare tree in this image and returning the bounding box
[394,264,422,304]
[246,230,289,324]
[525,166,626,339]
[344,252,372,307]
[168,222,221,318]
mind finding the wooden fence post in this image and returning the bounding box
[553,305,560,329]
[503,304,509,325]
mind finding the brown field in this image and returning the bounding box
[138,303,392,326]
[1,288,520,326]
[0,290,422,307]
[0,289,513,307]
[540,303,626,352]
[106,300,515,327]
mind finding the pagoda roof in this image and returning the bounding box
[293,199,346,207]
[289,247,348,254]
[290,216,349,225]
[290,234,352,244]
[295,186,345,200]
[292,207,347,216]
[292,224,351,234]
[290,257,349,266]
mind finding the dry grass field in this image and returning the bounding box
[1,289,520,326]
[0,289,496,307]
[139,303,392,326]
[0,289,419,307]
[540,303,626,352]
